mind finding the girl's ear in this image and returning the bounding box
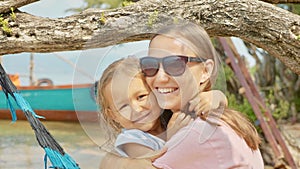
[199,59,214,83]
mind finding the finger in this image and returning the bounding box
[190,96,206,112]
[168,112,180,127]
[174,113,185,124]
[194,102,202,113]
[171,112,181,121]
[195,101,207,114]
[181,115,192,126]
[199,105,210,115]
[188,97,200,112]
[188,100,197,112]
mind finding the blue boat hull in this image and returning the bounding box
[0,84,98,121]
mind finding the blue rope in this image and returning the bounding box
[13,93,44,119]
[44,148,80,169]
[6,95,17,122]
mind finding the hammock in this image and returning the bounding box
[0,63,80,169]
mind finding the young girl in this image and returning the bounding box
[97,57,228,158]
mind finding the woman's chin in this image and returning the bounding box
[158,100,180,111]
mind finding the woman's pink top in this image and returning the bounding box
[153,118,264,169]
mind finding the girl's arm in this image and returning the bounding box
[100,149,166,169]
[188,90,228,117]
[123,143,155,158]
[166,112,193,140]
[100,152,154,169]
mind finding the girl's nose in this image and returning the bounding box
[133,96,150,110]
[131,101,144,114]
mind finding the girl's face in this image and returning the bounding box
[104,74,162,133]
[146,35,212,112]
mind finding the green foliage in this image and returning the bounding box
[0,8,16,36]
[226,92,257,123]
[212,64,227,93]
[121,0,134,7]
[291,4,300,15]
[10,7,16,21]
[265,90,289,121]
[223,64,234,81]
[0,15,12,35]
[173,17,179,24]
[147,10,159,27]
[99,12,106,25]
[222,61,257,125]
[296,35,300,40]
[294,96,300,112]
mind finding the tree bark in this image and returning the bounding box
[0,0,300,75]
[262,0,300,3]
[0,0,39,14]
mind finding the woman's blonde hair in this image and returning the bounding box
[97,57,141,148]
[150,23,261,150]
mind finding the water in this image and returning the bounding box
[0,120,105,169]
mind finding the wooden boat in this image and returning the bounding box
[0,82,99,122]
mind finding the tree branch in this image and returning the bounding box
[0,0,299,75]
[0,0,39,14]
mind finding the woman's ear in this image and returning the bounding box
[199,59,214,83]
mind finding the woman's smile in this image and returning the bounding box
[156,87,178,94]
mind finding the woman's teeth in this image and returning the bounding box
[157,88,176,94]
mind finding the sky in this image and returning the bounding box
[1,0,255,86]
[2,0,150,86]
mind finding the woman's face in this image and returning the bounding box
[104,73,162,132]
[146,35,210,112]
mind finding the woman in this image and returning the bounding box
[100,23,263,169]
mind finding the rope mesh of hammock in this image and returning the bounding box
[0,64,80,169]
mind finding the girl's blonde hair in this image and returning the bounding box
[97,57,141,148]
[150,23,261,150]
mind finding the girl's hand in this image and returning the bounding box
[188,90,228,119]
[166,112,193,140]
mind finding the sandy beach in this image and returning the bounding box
[1,119,299,169]
[0,120,105,169]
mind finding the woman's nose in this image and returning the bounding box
[155,65,169,82]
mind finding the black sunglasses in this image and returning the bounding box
[140,55,206,77]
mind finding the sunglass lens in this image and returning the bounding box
[140,58,159,77]
[163,56,186,76]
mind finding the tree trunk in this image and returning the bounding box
[0,0,299,74]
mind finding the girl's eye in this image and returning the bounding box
[119,104,129,112]
[137,94,148,101]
